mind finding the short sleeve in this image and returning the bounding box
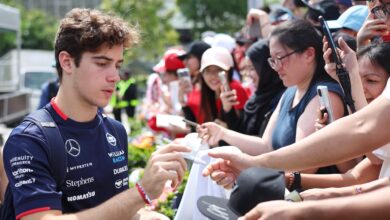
[3,122,62,219]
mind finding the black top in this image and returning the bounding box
[224,39,285,137]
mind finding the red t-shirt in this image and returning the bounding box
[186,86,201,122]
[216,80,249,112]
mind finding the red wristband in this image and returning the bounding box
[135,182,152,205]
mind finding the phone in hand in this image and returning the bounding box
[319,16,339,64]
[182,118,199,128]
[218,71,230,92]
[248,19,262,39]
[178,68,192,91]
[317,85,334,123]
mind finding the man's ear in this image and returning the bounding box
[58,51,74,76]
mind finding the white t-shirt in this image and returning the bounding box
[372,78,390,178]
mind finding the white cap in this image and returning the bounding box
[211,33,236,52]
[200,47,234,72]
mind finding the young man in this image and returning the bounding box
[3,8,190,220]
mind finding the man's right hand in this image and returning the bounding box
[140,144,191,200]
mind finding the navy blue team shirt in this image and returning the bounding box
[3,101,129,219]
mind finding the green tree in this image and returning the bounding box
[0,1,58,55]
[177,0,247,38]
[100,0,179,63]
[21,9,58,50]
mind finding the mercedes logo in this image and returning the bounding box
[65,139,81,157]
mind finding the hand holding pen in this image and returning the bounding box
[162,135,206,165]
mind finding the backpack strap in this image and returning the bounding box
[24,108,67,187]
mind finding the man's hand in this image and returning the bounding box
[140,144,191,199]
[197,122,226,146]
[202,147,254,189]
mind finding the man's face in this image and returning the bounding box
[71,44,123,108]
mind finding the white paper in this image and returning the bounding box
[156,114,186,130]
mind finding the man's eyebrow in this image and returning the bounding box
[91,56,124,63]
[92,56,113,61]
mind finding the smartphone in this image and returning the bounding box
[248,19,262,39]
[178,68,192,88]
[317,85,334,123]
[319,16,339,63]
[218,71,230,92]
[182,118,200,128]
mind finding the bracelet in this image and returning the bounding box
[135,182,152,205]
[287,172,295,191]
[290,172,302,191]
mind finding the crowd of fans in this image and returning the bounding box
[140,0,390,219]
[1,0,390,219]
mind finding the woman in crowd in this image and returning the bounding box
[183,47,249,126]
[291,42,390,199]
[223,39,285,137]
[198,19,355,177]
[179,41,210,123]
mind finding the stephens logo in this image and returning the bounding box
[66,177,95,188]
[106,133,117,146]
[65,139,81,157]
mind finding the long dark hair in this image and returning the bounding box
[270,19,335,86]
[357,43,390,76]
[200,68,234,123]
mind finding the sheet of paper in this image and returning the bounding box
[156,114,186,130]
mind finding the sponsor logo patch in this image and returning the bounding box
[106,133,117,146]
[66,177,95,188]
[65,139,81,157]
[115,179,123,188]
[67,191,96,202]
[113,165,128,175]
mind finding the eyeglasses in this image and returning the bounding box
[371,2,390,19]
[267,50,298,70]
